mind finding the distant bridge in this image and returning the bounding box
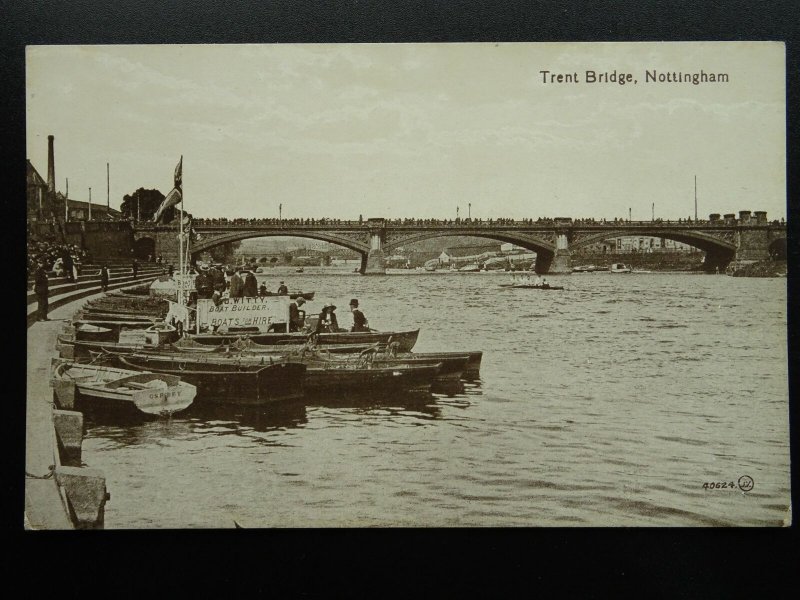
[133,211,786,274]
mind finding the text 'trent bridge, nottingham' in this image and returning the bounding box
[134,210,786,274]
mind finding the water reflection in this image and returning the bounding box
[308,389,443,421]
[85,385,471,439]
[184,401,308,432]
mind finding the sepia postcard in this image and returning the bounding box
[25,42,789,529]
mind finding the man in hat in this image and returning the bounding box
[289,296,306,332]
[243,269,258,298]
[195,267,213,299]
[349,298,369,332]
[100,264,110,292]
[209,264,226,294]
[229,268,244,298]
[277,280,288,295]
[34,259,49,321]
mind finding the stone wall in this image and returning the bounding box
[63,222,134,262]
[571,251,704,271]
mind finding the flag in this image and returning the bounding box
[174,156,182,191]
[153,187,182,223]
[153,157,184,223]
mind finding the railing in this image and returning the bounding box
[135,217,783,230]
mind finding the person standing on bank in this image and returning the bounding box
[229,268,244,298]
[243,270,258,298]
[289,297,306,332]
[132,258,139,279]
[277,280,288,295]
[349,298,369,332]
[100,264,110,292]
[62,250,75,282]
[210,265,226,294]
[34,259,49,321]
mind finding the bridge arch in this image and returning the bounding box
[768,237,787,260]
[383,230,556,255]
[570,228,738,272]
[189,229,371,258]
[570,229,737,254]
[133,236,155,260]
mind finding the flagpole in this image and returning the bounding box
[178,157,184,306]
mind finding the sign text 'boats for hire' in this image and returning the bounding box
[196,296,291,332]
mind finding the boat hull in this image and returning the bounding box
[498,284,564,290]
[185,328,420,352]
[407,351,482,380]
[303,363,441,395]
[261,291,315,300]
[51,361,196,416]
[117,355,306,405]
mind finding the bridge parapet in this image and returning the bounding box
[133,213,785,274]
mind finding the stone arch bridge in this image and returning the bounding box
[134,211,786,274]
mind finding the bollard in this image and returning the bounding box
[56,343,75,359]
[53,410,83,467]
[55,466,109,529]
[52,378,76,409]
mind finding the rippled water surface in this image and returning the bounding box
[82,270,790,527]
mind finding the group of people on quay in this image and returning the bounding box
[27,240,88,280]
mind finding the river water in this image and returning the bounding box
[81,269,790,527]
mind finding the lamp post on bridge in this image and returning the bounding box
[468,203,471,220]
[456,206,459,220]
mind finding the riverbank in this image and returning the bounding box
[729,260,787,278]
[25,290,126,529]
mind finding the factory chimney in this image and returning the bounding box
[47,135,56,195]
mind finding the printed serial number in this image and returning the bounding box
[703,482,735,490]
[703,476,754,492]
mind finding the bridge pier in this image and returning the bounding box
[547,233,572,274]
[361,249,386,275]
[362,220,387,275]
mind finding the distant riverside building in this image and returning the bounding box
[578,236,696,254]
[28,138,121,223]
[56,192,122,221]
[26,160,50,222]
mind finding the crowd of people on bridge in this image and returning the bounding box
[189,214,784,229]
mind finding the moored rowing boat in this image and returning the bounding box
[51,359,196,416]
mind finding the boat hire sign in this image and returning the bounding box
[197,297,290,332]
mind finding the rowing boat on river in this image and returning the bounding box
[261,291,315,300]
[51,359,196,416]
[178,337,482,380]
[117,354,306,405]
[499,273,564,290]
[184,327,421,352]
[115,352,442,396]
[498,283,564,290]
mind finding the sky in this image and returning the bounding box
[26,42,786,221]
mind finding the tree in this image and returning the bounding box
[120,188,176,222]
[208,241,241,263]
